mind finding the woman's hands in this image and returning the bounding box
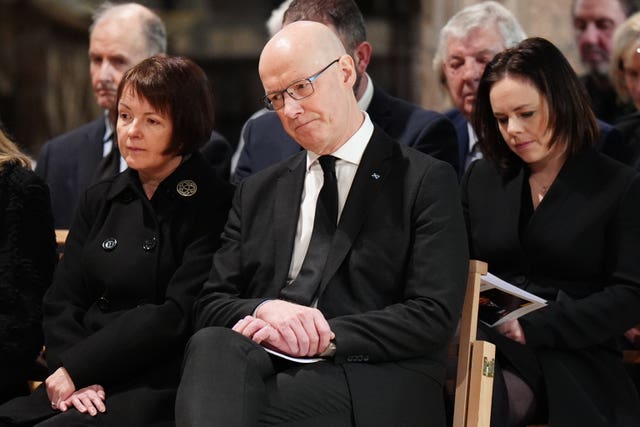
[46,367,75,409]
[60,385,106,416]
[496,319,527,345]
[46,367,106,416]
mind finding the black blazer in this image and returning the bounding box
[196,127,469,426]
[36,118,232,228]
[461,149,640,426]
[232,86,459,183]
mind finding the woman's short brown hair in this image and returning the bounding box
[116,55,215,156]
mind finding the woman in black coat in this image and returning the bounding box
[462,38,640,427]
[0,127,56,403]
[0,56,232,426]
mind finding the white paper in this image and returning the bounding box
[263,347,325,364]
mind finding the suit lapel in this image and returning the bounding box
[273,153,306,287]
[79,119,108,188]
[317,127,394,297]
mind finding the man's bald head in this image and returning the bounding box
[258,21,362,155]
[259,20,346,82]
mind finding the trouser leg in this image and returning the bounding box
[175,327,274,427]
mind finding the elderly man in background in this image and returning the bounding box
[433,1,525,176]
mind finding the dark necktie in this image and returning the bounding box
[280,155,338,306]
[93,138,121,183]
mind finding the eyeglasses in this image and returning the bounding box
[262,59,339,111]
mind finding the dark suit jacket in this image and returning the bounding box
[444,108,469,177]
[461,150,640,426]
[612,111,640,170]
[233,86,459,183]
[445,107,626,179]
[36,118,232,228]
[196,127,469,426]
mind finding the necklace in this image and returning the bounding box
[529,174,550,195]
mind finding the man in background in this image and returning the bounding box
[572,0,639,122]
[433,1,525,176]
[231,0,459,183]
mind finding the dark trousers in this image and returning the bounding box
[175,327,353,427]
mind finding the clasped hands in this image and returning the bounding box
[232,299,335,357]
[46,367,106,416]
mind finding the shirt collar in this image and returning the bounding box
[103,110,114,143]
[306,111,374,170]
[357,73,374,111]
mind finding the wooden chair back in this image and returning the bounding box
[452,260,496,427]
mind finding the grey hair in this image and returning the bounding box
[266,0,293,37]
[90,2,167,55]
[433,1,525,86]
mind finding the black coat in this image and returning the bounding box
[0,162,56,403]
[0,152,232,425]
[461,149,640,426]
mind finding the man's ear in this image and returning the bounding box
[338,54,357,87]
[352,41,372,75]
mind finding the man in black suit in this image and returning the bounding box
[36,2,230,228]
[231,0,459,184]
[175,21,468,427]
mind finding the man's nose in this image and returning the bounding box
[282,93,303,118]
[462,59,483,81]
[580,22,599,45]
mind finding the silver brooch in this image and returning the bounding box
[176,180,197,197]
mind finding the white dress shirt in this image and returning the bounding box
[287,112,374,284]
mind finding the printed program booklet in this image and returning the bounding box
[479,272,547,327]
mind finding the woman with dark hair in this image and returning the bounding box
[0,55,233,426]
[0,127,56,403]
[463,37,640,426]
